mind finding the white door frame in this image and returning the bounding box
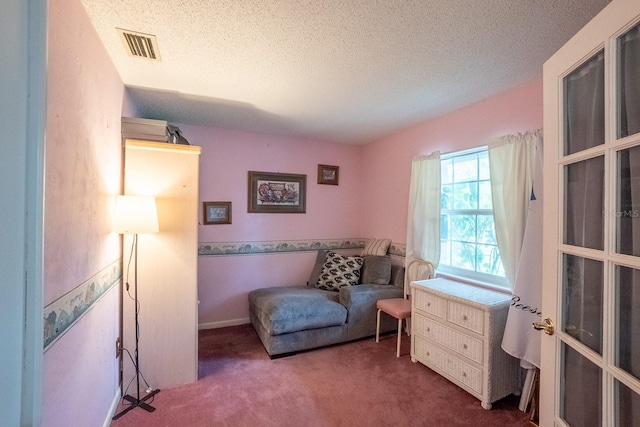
[0,0,46,424]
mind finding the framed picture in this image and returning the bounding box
[203,201,232,224]
[317,164,339,185]
[248,171,306,213]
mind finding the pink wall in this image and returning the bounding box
[188,126,364,242]
[180,125,363,325]
[43,0,124,425]
[191,79,543,326]
[360,79,544,242]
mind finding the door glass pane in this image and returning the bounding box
[561,343,602,427]
[564,157,605,250]
[563,254,603,354]
[617,23,640,139]
[564,50,605,155]
[615,265,640,380]
[616,380,640,427]
[616,146,640,256]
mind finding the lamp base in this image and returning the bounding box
[112,389,161,420]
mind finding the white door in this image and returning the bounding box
[541,0,640,425]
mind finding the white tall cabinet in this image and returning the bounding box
[122,139,201,393]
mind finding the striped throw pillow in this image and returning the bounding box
[361,239,391,256]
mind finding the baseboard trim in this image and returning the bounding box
[199,318,251,330]
[104,387,121,427]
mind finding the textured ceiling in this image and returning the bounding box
[81,0,611,144]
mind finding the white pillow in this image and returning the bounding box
[316,251,364,291]
[361,238,392,256]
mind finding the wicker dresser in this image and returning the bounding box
[410,278,520,409]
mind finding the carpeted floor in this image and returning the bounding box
[110,324,531,426]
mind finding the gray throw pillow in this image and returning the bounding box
[360,255,392,285]
[307,250,328,287]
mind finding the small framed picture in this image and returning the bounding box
[317,164,339,185]
[203,201,232,224]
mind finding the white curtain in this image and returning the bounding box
[499,134,543,368]
[488,131,540,290]
[490,131,543,413]
[405,152,440,296]
[490,131,542,365]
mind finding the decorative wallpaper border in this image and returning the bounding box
[198,238,406,258]
[43,259,122,351]
[388,242,406,258]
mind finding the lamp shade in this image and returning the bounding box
[114,195,159,234]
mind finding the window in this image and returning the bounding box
[439,148,507,287]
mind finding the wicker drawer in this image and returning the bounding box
[414,335,483,395]
[414,314,483,364]
[447,301,484,335]
[414,334,446,367]
[413,289,446,318]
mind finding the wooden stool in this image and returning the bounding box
[375,298,411,357]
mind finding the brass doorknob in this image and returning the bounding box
[532,318,555,335]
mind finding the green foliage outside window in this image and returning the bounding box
[440,150,505,280]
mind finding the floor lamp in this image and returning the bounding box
[112,195,161,420]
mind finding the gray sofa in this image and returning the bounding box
[248,250,405,357]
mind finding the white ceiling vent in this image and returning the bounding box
[117,28,161,61]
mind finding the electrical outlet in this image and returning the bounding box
[115,337,122,358]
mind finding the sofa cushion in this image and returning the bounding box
[317,251,364,291]
[249,287,347,335]
[361,255,392,284]
[361,238,392,256]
